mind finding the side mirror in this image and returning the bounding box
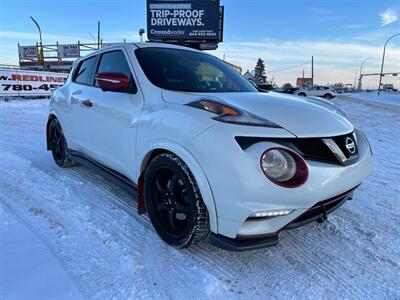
[95,72,130,92]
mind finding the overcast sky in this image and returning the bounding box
[0,0,399,87]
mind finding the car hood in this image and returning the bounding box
[161,90,353,138]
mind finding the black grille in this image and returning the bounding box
[292,138,337,163]
[235,132,357,165]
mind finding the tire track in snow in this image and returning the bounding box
[54,167,230,298]
[286,230,364,298]
[70,167,235,297]
[1,154,154,298]
[68,167,237,285]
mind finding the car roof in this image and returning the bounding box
[134,42,201,52]
[100,42,202,53]
[72,42,208,69]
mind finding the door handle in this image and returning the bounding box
[82,99,93,107]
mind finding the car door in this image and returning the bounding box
[66,55,97,151]
[79,49,144,179]
[306,86,314,96]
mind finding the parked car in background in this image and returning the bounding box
[246,80,273,93]
[294,85,336,99]
[383,84,394,92]
[47,42,371,251]
[257,83,274,92]
[274,87,298,94]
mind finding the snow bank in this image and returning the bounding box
[0,199,84,300]
[343,92,400,107]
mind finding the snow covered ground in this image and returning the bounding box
[343,92,400,107]
[1,93,399,299]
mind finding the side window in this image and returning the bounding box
[95,51,136,92]
[73,56,97,85]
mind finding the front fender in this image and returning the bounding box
[138,139,218,234]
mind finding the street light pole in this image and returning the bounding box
[378,33,400,95]
[358,57,374,90]
[311,56,314,85]
[30,16,44,69]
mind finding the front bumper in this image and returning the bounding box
[210,187,356,251]
[188,124,372,244]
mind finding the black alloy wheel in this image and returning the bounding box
[324,93,333,99]
[144,153,209,248]
[49,118,75,168]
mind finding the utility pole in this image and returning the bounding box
[302,69,305,78]
[378,33,400,95]
[311,56,314,85]
[97,21,101,49]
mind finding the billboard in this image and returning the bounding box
[297,78,313,87]
[147,0,222,42]
[18,45,38,59]
[57,44,80,58]
[0,68,68,97]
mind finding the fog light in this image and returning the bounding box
[250,209,293,219]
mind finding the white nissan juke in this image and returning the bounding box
[47,42,372,251]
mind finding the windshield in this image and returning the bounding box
[135,47,257,93]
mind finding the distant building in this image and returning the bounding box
[224,61,242,74]
[243,70,256,81]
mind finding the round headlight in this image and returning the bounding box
[261,149,296,181]
[260,148,308,188]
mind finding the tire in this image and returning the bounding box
[144,153,210,248]
[49,118,76,168]
[298,92,306,96]
[323,93,333,99]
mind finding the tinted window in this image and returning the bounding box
[73,56,97,85]
[135,48,256,93]
[95,51,132,86]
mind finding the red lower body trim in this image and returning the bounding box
[137,172,146,214]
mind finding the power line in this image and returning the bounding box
[268,63,308,74]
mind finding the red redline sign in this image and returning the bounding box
[0,68,68,97]
[10,74,65,83]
